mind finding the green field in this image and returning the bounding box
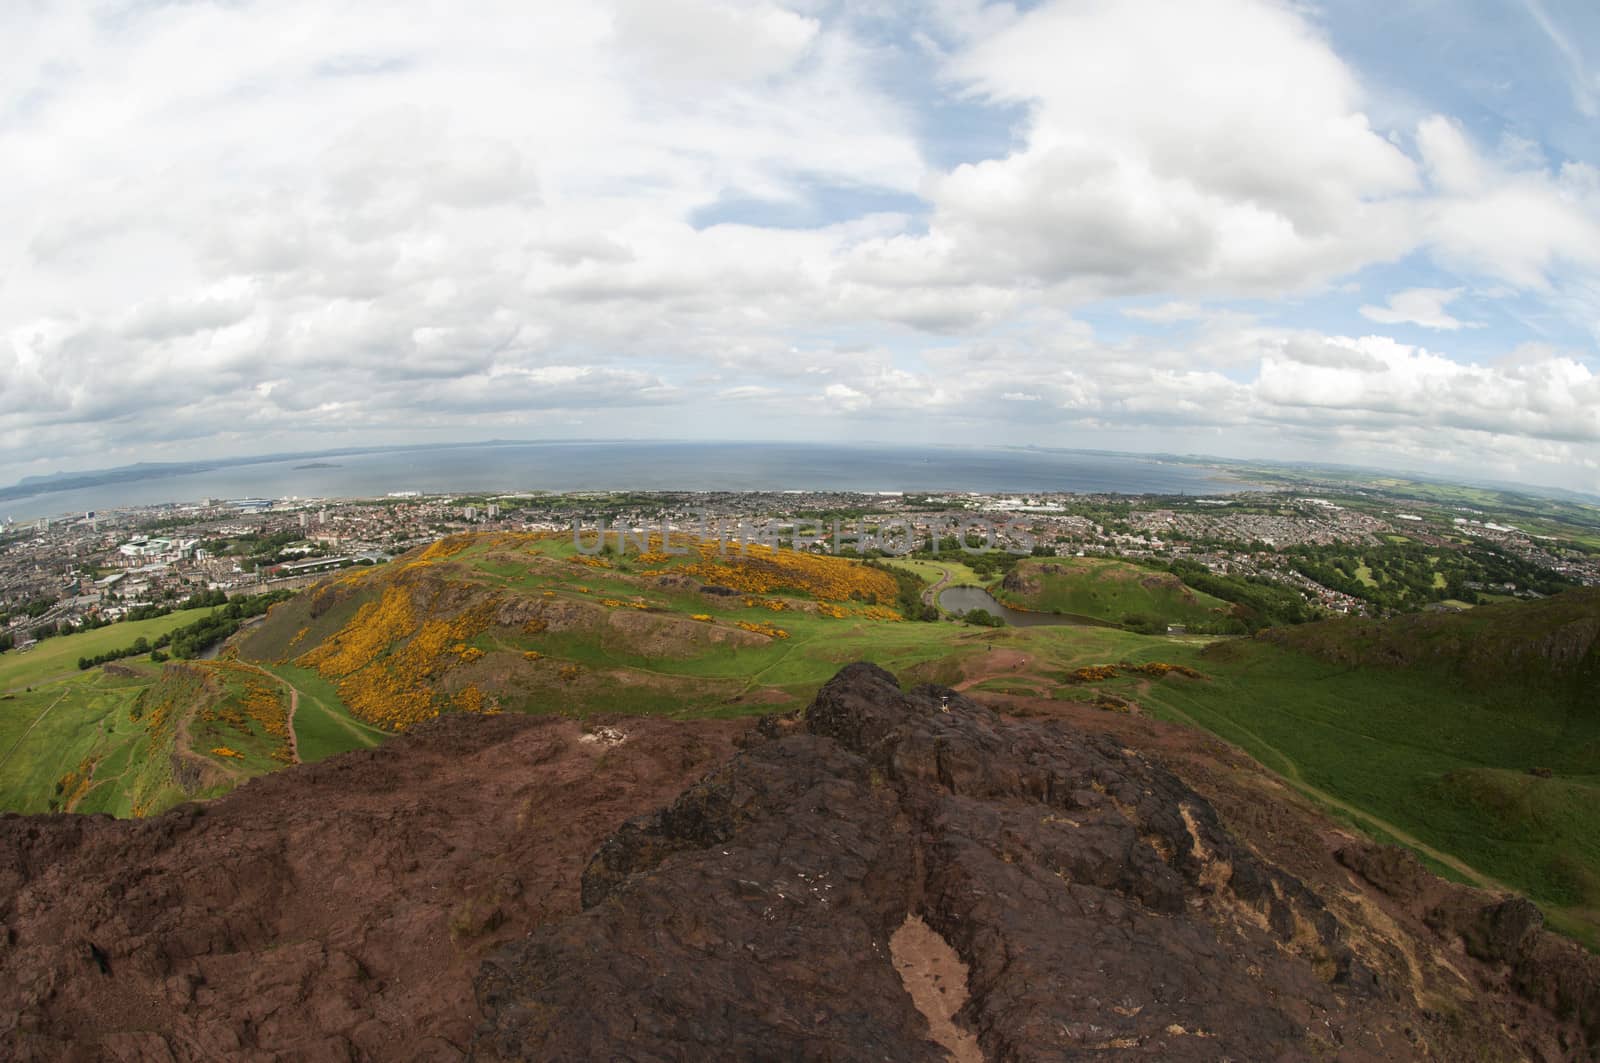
[992,557,1233,630]
[0,607,217,691]
[0,663,198,816]
[255,661,387,762]
[881,556,986,590]
[238,533,1008,722]
[0,593,400,815]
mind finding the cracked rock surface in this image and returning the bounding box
[475,662,1422,1061]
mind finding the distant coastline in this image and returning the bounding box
[4,440,1595,523]
[0,441,1259,521]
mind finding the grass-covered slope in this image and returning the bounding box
[0,606,217,692]
[1105,589,1600,947]
[1261,587,1600,698]
[0,658,308,817]
[236,532,981,728]
[994,556,1234,632]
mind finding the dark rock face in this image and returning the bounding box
[1340,842,1600,1051]
[475,663,1419,1060]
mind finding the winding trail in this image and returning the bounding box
[921,564,953,609]
[226,661,302,765]
[283,684,300,764]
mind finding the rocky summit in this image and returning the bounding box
[3,662,1598,1060]
[475,662,1599,1061]
[477,663,1412,1060]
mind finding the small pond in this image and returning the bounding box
[937,586,1108,628]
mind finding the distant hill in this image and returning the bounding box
[1258,587,1600,700]
[234,531,943,731]
[994,556,1234,632]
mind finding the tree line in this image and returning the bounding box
[78,589,295,670]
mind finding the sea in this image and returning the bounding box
[2,441,1257,521]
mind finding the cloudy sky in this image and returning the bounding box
[3,0,1599,493]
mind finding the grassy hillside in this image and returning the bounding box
[236,532,985,726]
[0,607,217,691]
[1082,591,1600,948]
[1261,588,1600,698]
[0,589,393,816]
[3,662,223,815]
[993,557,1234,632]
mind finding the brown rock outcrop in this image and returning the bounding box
[475,663,1427,1060]
[0,712,745,1061]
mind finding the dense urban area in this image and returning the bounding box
[3,479,1597,655]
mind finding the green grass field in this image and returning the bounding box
[881,556,986,589]
[255,661,387,762]
[0,607,216,691]
[237,533,1004,722]
[0,664,198,816]
[0,592,396,816]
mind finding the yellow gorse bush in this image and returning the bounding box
[680,541,899,604]
[297,582,500,732]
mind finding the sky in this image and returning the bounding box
[2,0,1599,493]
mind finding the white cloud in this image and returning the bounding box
[1,0,1599,495]
[1359,288,1479,331]
[1519,0,1597,118]
[1417,116,1600,291]
[611,0,819,83]
[880,0,1420,298]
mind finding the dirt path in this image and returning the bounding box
[921,564,953,608]
[0,689,70,771]
[173,704,246,783]
[283,684,300,764]
[952,646,1035,692]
